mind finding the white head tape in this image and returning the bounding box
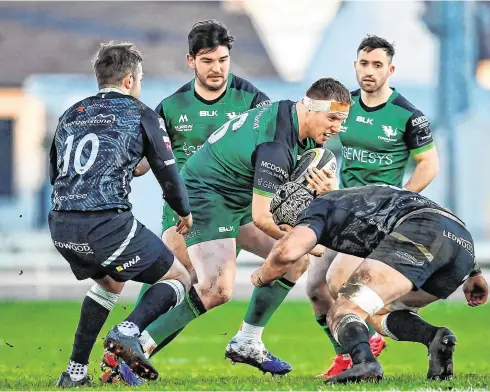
[302,96,350,118]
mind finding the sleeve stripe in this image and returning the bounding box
[164,159,175,165]
[253,188,275,197]
[410,141,435,155]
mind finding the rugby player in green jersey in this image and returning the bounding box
[133,20,271,359]
[307,36,440,379]
[140,78,351,375]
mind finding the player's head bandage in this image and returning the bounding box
[87,283,120,311]
[302,96,351,119]
[270,182,315,226]
[333,314,368,343]
[339,282,385,316]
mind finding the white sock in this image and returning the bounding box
[118,321,140,337]
[234,322,264,343]
[66,360,88,381]
[139,330,157,359]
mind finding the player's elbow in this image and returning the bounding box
[252,214,269,232]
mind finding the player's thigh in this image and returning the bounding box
[187,238,237,295]
[236,221,275,259]
[389,289,439,311]
[338,257,414,315]
[90,212,175,284]
[326,252,364,298]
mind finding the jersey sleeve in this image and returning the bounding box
[48,131,59,186]
[404,110,435,154]
[140,107,191,217]
[252,142,294,197]
[250,91,272,109]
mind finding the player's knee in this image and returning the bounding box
[306,280,329,303]
[165,259,191,293]
[200,284,233,309]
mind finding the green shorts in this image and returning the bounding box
[182,188,253,247]
[161,202,179,233]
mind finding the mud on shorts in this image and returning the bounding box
[48,209,175,283]
[368,209,475,299]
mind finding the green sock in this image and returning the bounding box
[146,286,207,345]
[316,315,346,355]
[243,277,295,327]
[135,283,151,307]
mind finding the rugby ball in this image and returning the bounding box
[290,148,337,185]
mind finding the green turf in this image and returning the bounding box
[0,300,488,390]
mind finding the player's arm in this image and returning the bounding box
[48,127,60,185]
[250,91,272,109]
[133,103,169,177]
[251,142,293,240]
[403,111,439,192]
[140,107,192,232]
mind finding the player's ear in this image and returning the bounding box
[389,63,395,76]
[186,54,196,70]
[122,73,133,90]
[353,60,357,69]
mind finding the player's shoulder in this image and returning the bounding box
[161,81,193,105]
[229,74,261,94]
[350,89,361,98]
[390,90,422,115]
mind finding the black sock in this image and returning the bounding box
[385,310,439,348]
[70,296,111,365]
[126,280,183,332]
[336,315,375,364]
[149,327,185,358]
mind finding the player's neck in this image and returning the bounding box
[194,80,227,101]
[360,86,393,108]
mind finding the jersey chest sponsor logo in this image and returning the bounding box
[179,114,188,123]
[116,255,141,272]
[260,161,288,179]
[356,116,373,125]
[200,110,218,117]
[175,114,192,132]
[378,125,399,143]
[341,146,393,166]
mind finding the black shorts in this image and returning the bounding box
[48,209,175,283]
[369,211,475,299]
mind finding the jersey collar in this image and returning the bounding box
[358,88,398,112]
[98,87,126,95]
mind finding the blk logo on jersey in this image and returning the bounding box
[200,110,218,117]
[179,114,188,123]
[356,116,373,125]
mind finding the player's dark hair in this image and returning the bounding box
[357,35,395,58]
[92,41,143,87]
[306,78,351,105]
[188,19,235,57]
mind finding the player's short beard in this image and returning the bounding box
[358,74,388,94]
[195,69,227,91]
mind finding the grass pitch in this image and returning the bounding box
[0,300,488,390]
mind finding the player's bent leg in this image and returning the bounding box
[103,233,190,381]
[225,223,297,375]
[306,249,353,379]
[325,257,413,384]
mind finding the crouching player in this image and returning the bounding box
[251,182,488,383]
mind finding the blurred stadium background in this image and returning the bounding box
[1,0,490,301]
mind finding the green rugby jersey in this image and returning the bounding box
[182,101,318,208]
[339,89,434,188]
[155,74,270,171]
